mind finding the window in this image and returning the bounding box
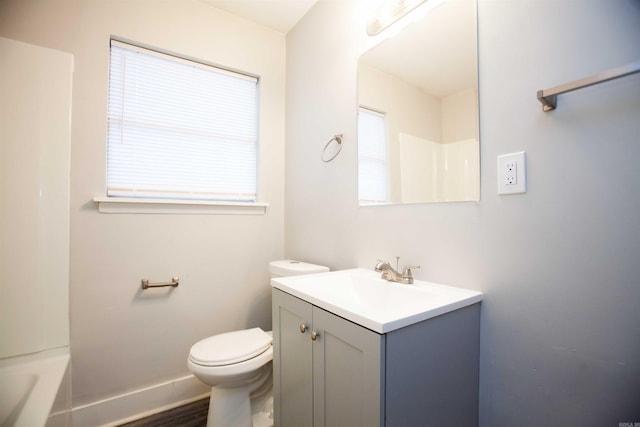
[106,40,259,202]
[358,107,388,203]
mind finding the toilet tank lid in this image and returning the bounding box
[189,328,272,366]
[269,260,330,277]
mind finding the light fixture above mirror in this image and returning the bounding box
[366,0,445,36]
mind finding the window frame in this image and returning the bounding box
[97,38,266,214]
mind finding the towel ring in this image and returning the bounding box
[321,134,343,163]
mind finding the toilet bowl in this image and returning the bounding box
[188,328,273,427]
[187,260,329,427]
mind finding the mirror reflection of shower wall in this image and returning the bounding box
[358,0,479,205]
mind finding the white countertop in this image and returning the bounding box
[271,268,483,334]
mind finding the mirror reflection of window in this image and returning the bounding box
[358,107,389,205]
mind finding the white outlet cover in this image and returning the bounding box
[498,152,526,194]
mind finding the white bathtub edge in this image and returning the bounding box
[71,374,210,427]
[4,347,71,427]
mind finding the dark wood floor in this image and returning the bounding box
[117,398,208,427]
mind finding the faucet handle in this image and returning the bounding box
[402,264,421,278]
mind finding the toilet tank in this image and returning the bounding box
[269,260,329,278]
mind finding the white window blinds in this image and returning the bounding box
[358,107,388,203]
[107,40,259,201]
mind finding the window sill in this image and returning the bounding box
[93,197,268,215]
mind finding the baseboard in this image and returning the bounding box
[71,374,210,427]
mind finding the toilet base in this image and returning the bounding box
[204,363,273,427]
[251,393,273,427]
[205,386,274,427]
[207,386,252,427]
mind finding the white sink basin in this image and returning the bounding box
[271,268,483,333]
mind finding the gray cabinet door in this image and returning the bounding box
[312,306,385,427]
[273,289,314,427]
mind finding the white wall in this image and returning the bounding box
[286,0,640,425]
[0,0,286,414]
[442,87,478,143]
[399,133,439,203]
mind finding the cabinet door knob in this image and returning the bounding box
[311,330,320,341]
[299,324,307,333]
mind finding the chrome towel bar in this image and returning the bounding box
[537,60,640,112]
[141,276,179,289]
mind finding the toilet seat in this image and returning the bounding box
[188,328,272,367]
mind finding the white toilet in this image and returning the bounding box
[187,260,329,427]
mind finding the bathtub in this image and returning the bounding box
[0,347,70,427]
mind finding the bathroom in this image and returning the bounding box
[0,0,639,425]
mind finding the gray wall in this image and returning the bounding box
[285,0,640,425]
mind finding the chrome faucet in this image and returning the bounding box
[374,258,420,284]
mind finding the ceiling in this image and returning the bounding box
[200,0,318,34]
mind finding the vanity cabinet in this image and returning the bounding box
[272,288,480,427]
[272,289,383,427]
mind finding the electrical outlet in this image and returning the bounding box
[505,161,517,185]
[498,152,526,194]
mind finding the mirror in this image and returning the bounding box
[358,0,479,205]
